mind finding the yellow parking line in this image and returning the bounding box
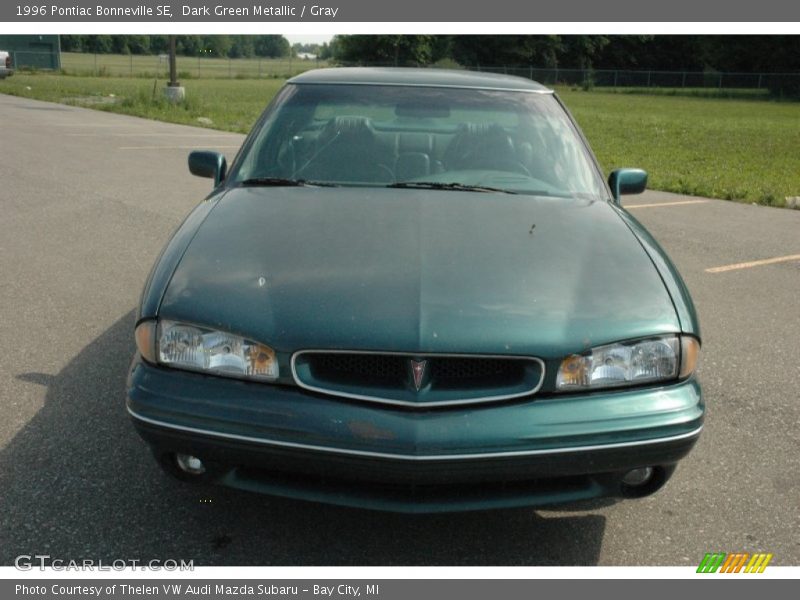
[626,200,709,209]
[118,145,241,150]
[50,123,125,127]
[70,132,239,138]
[706,254,800,273]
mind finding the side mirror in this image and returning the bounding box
[608,168,647,203]
[188,151,227,187]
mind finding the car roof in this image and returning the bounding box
[288,67,553,93]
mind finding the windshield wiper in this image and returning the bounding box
[239,177,339,187]
[387,181,518,194]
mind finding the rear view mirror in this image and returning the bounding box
[188,151,227,187]
[608,168,648,203]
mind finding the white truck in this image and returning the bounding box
[0,51,14,79]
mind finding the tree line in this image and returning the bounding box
[60,35,292,58]
[60,35,800,74]
[327,35,800,74]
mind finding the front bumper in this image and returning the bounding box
[127,356,704,512]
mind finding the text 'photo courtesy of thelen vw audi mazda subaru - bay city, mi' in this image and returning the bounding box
[127,68,703,513]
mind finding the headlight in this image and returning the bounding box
[137,319,278,381]
[556,335,699,392]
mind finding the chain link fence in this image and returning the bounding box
[472,65,800,91]
[6,50,800,93]
[9,51,326,79]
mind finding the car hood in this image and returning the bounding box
[159,187,679,357]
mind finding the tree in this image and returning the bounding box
[333,35,436,66]
[254,35,291,58]
[126,35,150,55]
[60,35,87,52]
[176,35,202,56]
[556,36,610,69]
[449,36,564,67]
[229,35,255,58]
[321,38,342,60]
[293,42,322,55]
[110,35,130,55]
[149,36,169,54]
[201,35,232,57]
[85,35,113,54]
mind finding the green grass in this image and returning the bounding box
[59,51,327,79]
[557,87,800,205]
[2,73,799,205]
[0,74,282,132]
[590,86,772,101]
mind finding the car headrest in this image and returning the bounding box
[320,115,376,145]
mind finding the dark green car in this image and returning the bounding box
[127,68,703,513]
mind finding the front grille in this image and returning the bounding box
[431,357,524,385]
[292,351,544,407]
[311,353,407,385]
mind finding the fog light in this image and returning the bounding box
[622,467,654,487]
[175,453,205,475]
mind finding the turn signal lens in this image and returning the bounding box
[556,354,590,387]
[679,336,700,378]
[134,320,157,363]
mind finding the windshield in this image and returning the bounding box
[228,82,608,199]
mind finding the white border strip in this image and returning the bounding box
[4,22,800,35]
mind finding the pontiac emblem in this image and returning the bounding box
[410,359,428,391]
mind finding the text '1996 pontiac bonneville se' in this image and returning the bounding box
[127,68,703,513]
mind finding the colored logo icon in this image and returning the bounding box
[697,552,773,573]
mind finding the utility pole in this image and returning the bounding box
[169,35,178,87]
[164,35,185,103]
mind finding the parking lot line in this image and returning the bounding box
[626,200,710,209]
[705,254,800,273]
[68,132,239,138]
[49,123,126,127]
[118,145,242,150]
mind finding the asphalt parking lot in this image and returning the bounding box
[0,93,798,566]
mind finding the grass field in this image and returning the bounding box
[557,87,800,205]
[0,74,283,132]
[59,51,327,79]
[591,86,773,101]
[2,73,799,205]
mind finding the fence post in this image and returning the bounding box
[529,65,533,80]
[647,71,651,87]
[757,73,763,89]
[719,73,723,89]
[682,72,686,87]
[614,70,618,87]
